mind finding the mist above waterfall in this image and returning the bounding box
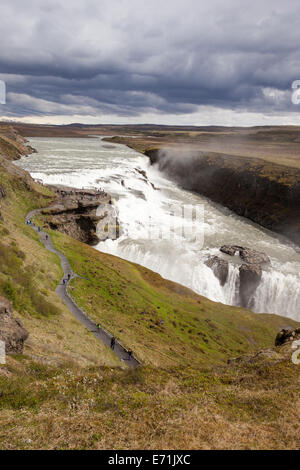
[153,147,212,189]
[16,136,300,321]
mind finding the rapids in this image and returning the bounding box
[16,136,300,320]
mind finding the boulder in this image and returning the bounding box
[239,263,262,308]
[219,245,270,306]
[205,256,229,286]
[239,247,270,265]
[275,327,300,346]
[0,296,28,354]
[220,245,242,256]
[0,185,5,198]
[135,168,147,180]
[220,245,270,265]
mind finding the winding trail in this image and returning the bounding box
[26,209,140,368]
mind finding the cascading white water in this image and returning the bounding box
[16,136,300,321]
[253,269,300,320]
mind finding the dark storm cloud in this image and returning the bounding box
[1,0,300,119]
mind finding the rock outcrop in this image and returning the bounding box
[220,245,270,308]
[239,247,270,265]
[219,245,242,256]
[206,245,270,308]
[239,263,262,308]
[0,126,36,161]
[205,256,229,286]
[42,185,119,245]
[146,148,300,247]
[0,296,28,354]
[220,245,270,265]
[275,327,300,346]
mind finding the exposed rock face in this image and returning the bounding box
[240,248,269,265]
[135,167,159,190]
[146,148,300,247]
[135,168,147,180]
[239,263,262,308]
[275,327,300,346]
[220,245,270,265]
[0,296,28,354]
[0,126,36,161]
[206,245,270,307]
[42,185,119,245]
[218,245,270,308]
[220,245,242,256]
[205,256,229,286]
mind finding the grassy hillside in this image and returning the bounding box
[1,353,300,450]
[48,230,297,368]
[0,125,34,161]
[0,149,120,368]
[0,127,299,449]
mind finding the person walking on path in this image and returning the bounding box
[26,208,140,369]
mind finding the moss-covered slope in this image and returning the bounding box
[0,127,299,450]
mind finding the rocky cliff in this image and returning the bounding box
[146,148,300,246]
[0,125,36,161]
[41,185,119,245]
[0,296,28,354]
[0,126,119,247]
[206,246,270,308]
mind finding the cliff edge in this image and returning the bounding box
[146,147,300,246]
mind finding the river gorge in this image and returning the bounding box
[16,136,300,321]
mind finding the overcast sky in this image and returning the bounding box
[1,0,300,126]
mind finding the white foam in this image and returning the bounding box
[16,136,300,320]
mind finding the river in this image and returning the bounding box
[16,136,300,321]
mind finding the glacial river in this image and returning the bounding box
[16,136,300,320]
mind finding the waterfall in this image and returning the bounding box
[16,135,300,322]
[222,264,240,306]
[252,270,300,320]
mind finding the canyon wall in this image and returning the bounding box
[146,148,300,246]
[42,185,119,245]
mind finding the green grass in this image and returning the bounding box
[0,147,122,368]
[0,353,299,449]
[0,127,300,449]
[0,239,60,318]
[0,164,61,318]
[50,230,299,367]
